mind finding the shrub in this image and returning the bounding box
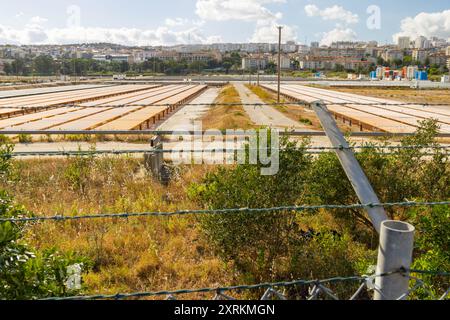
[407,205,450,299]
[18,134,32,144]
[0,140,88,299]
[189,120,449,297]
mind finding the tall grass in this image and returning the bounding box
[6,157,233,298]
[202,85,255,130]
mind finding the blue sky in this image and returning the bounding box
[1,0,449,46]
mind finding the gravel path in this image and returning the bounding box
[233,82,313,130]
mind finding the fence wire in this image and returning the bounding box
[0,101,449,109]
[10,144,450,158]
[1,201,449,223]
[42,269,450,301]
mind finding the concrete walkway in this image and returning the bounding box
[156,88,219,132]
[233,82,312,130]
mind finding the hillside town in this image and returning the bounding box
[1,35,450,82]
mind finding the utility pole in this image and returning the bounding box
[277,26,283,103]
[257,45,261,86]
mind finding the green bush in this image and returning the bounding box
[0,140,88,299]
[189,120,449,298]
[189,136,373,293]
[407,205,450,299]
[18,134,32,144]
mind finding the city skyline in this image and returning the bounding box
[0,1,449,47]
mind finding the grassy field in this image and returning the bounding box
[202,85,255,130]
[4,155,373,299]
[327,87,450,104]
[6,156,238,299]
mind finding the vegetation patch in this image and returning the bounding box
[202,85,254,130]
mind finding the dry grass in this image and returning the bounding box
[6,157,237,298]
[328,87,450,105]
[202,85,255,130]
[246,85,353,132]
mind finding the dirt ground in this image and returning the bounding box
[327,87,450,105]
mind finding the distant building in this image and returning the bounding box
[446,46,450,56]
[429,53,448,67]
[310,42,320,49]
[415,36,431,49]
[397,37,411,50]
[299,56,371,71]
[269,55,292,70]
[412,49,429,64]
[93,54,134,63]
[241,57,267,70]
[297,45,310,55]
[0,60,4,74]
[405,66,419,80]
[382,49,404,62]
[154,51,179,61]
[179,51,222,63]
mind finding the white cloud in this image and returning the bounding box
[393,9,450,42]
[196,0,285,22]
[319,27,357,46]
[304,4,359,24]
[0,0,299,46]
[251,20,296,43]
[195,0,296,42]
[15,12,24,19]
[0,24,222,46]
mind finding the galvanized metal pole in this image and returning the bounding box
[310,101,389,233]
[277,26,283,104]
[374,220,415,300]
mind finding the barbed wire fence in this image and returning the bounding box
[1,100,449,301]
[0,101,449,109]
[43,269,450,301]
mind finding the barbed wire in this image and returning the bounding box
[10,147,450,158]
[9,144,450,158]
[41,269,450,301]
[2,130,450,138]
[0,101,449,110]
[1,201,448,223]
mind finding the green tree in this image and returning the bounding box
[10,58,28,76]
[403,55,413,66]
[33,55,55,76]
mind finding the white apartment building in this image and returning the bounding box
[412,49,429,64]
[415,36,431,49]
[242,57,268,70]
[382,49,404,62]
[397,37,411,50]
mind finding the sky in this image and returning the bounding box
[0,0,449,46]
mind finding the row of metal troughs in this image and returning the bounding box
[262,84,450,134]
[0,84,207,131]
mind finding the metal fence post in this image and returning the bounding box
[310,101,389,233]
[374,220,415,300]
[144,136,164,180]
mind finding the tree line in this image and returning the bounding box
[2,53,245,77]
